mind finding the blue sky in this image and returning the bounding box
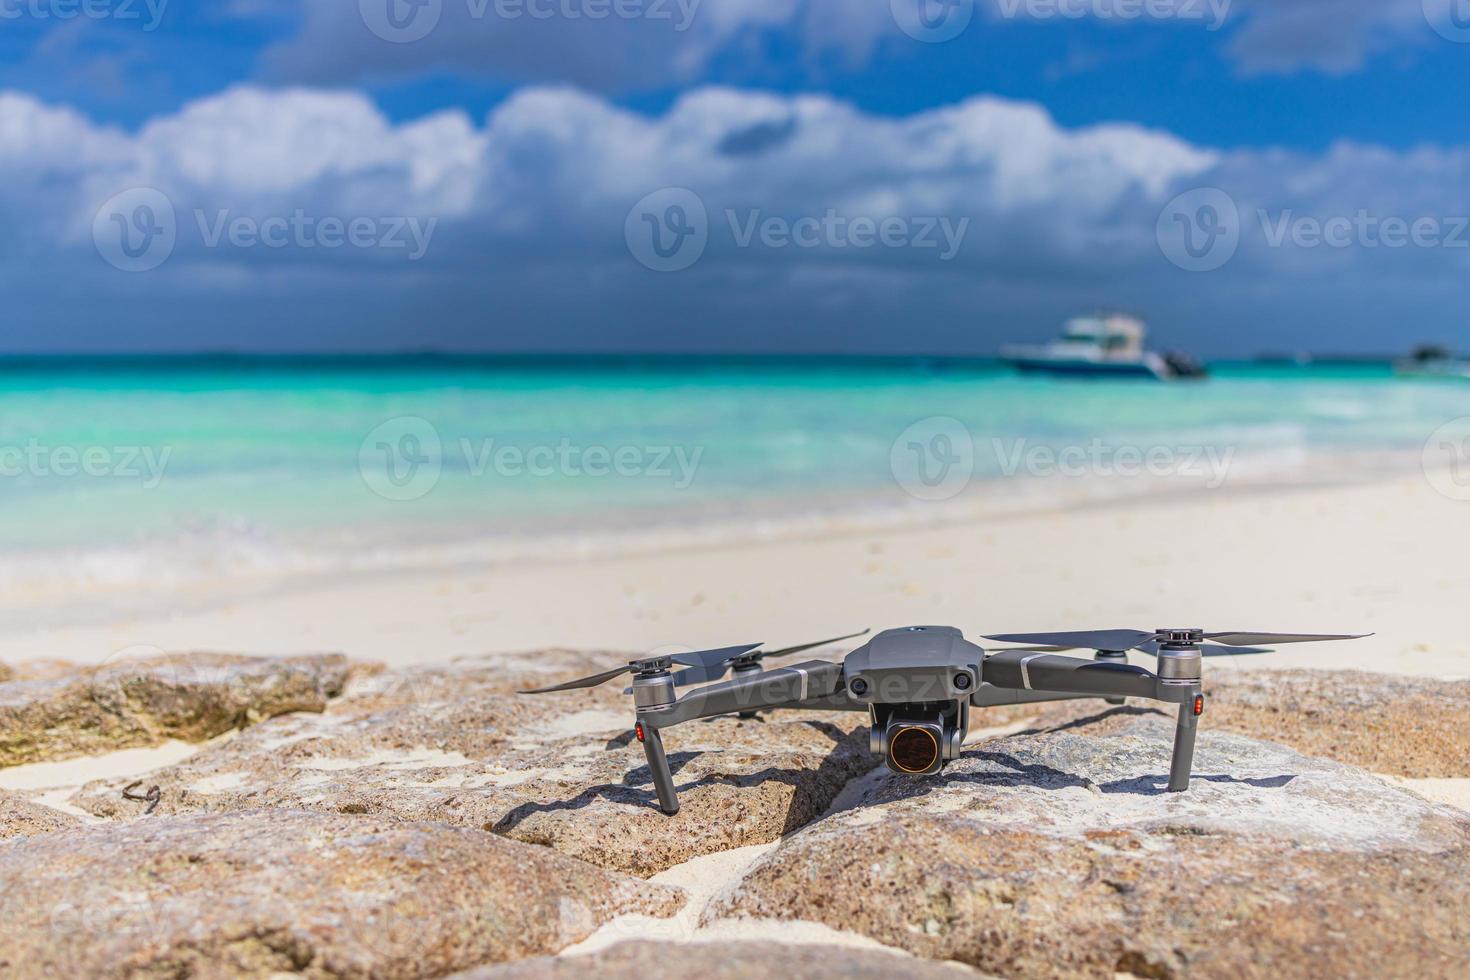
[6,0,1470,354]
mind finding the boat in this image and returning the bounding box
[1001,314,1205,381]
[1395,344,1470,380]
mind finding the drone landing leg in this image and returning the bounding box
[640,726,680,815]
[1167,698,1200,792]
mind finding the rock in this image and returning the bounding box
[0,791,76,839]
[0,653,352,768]
[0,809,682,978]
[1019,669,1470,778]
[450,941,984,979]
[71,652,879,877]
[711,718,1470,979]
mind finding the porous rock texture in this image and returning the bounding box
[710,717,1470,979]
[0,653,352,767]
[0,789,77,839]
[71,652,878,876]
[0,809,682,978]
[449,940,985,979]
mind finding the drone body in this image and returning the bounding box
[523,624,1367,815]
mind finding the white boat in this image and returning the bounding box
[1395,345,1470,381]
[1001,314,1203,381]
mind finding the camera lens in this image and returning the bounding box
[953,673,972,690]
[888,726,939,774]
[848,678,868,696]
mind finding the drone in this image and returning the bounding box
[521,625,1368,815]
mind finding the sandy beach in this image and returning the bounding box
[4,472,1465,677]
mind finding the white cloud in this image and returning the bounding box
[251,0,1441,91]
[5,83,1470,352]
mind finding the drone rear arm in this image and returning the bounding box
[981,650,1202,792]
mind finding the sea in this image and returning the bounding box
[0,355,1462,625]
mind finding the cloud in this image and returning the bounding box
[250,0,1441,92]
[5,83,1470,353]
[1223,0,1431,76]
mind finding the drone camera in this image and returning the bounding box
[871,702,965,776]
[888,724,942,774]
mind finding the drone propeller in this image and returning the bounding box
[668,629,871,687]
[521,630,872,695]
[983,628,1370,659]
[519,643,762,694]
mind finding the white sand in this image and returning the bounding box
[1375,775,1470,813]
[1,475,1465,680]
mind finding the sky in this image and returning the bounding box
[5,0,1470,355]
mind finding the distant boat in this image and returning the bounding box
[1001,314,1205,381]
[1395,344,1470,381]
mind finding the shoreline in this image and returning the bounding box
[0,448,1431,636]
[2,467,1467,681]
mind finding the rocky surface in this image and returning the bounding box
[0,653,353,768]
[0,789,77,839]
[0,809,682,978]
[710,717,1470,979]
[451,941,984,979]
[71,653,879,876]
[1016,669,1470,778]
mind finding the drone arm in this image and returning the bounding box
[632,660,852,817]
[639,660,849,729]
[981,651,1183,701]
[970,684,1098,708]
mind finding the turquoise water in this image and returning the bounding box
[0,357,1462,606]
